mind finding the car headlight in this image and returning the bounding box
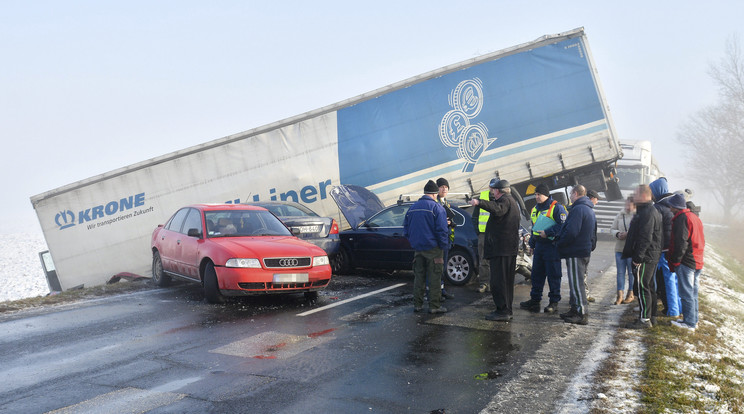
[313,256,329,266]
[225,258,262,268]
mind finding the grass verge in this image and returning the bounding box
[637,243,744,413]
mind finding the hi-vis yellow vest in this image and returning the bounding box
[478,190,490,232]
[531,200,558,238]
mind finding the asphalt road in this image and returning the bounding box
[0,239,623,414]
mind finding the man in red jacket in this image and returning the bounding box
[663,193,705,332]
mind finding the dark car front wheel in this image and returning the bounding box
[151,251,171,287]
[445,248,474,286]
[203,262,225,304]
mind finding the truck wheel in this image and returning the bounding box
[203,262,225,304]
[151,251,171,287]
[446,248,473,286]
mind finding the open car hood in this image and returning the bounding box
[329,185,386,229]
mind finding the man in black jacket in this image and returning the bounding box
[469,178,521,322]
[622,184,663,329]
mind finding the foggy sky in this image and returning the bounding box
[2,1,741,233]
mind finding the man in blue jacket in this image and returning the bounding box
[556,185,596,325]
[404,180,450,314]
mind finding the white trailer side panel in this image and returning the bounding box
[32,114,340,290]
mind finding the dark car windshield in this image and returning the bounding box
[205,210,292,238]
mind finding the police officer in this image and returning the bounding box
[519,183,567,313]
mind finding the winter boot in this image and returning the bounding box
[560,306,578,320]
[519,298,541,312]
[622,291,635,304]
[625,318,652,329]
[615,290,624,305]
[564,313,588,325]
[544,302,559,313]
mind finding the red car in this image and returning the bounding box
[150,204,332,303]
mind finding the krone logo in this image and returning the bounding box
[55,210,76,230]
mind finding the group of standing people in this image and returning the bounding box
[616,179,705,330]
[404,175,705,332]
[468,180,598,324]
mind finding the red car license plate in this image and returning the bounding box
[273,273,309,283]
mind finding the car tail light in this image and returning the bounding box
[329,219,339,234]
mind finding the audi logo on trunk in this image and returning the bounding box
[279,258,299,267]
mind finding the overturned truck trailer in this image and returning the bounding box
[31,27,622,290]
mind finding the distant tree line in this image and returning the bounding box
[678,35,744,223]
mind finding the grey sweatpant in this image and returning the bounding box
[566,257,590,315]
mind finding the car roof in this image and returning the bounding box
[188,204,268,212]
[243,201,303,207]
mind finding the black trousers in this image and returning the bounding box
[489,255,517,315]
[634,260,659,321]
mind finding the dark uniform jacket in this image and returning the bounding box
[478,193,521,258]
[529,196,567,250]
[622,201,662,264]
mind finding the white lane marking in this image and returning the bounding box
[296,283,407,316]
[46,387,185,413]
[151,376,202,393]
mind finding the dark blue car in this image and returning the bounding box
[330,185,479,285]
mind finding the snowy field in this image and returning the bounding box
[0,232,50,302]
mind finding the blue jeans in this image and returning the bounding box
[657,255,681,316]
[676,264,701,327]
[615,252,633,291]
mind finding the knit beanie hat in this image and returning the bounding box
[535,183,550,197]
[424,180,439,194]
[436,177,449,189]
[662,193,687,210]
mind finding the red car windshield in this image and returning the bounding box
[204,210,292,238]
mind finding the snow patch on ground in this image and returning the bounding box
[588,244,744,413]
[591,330,644,413]
[0,232,50,302]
